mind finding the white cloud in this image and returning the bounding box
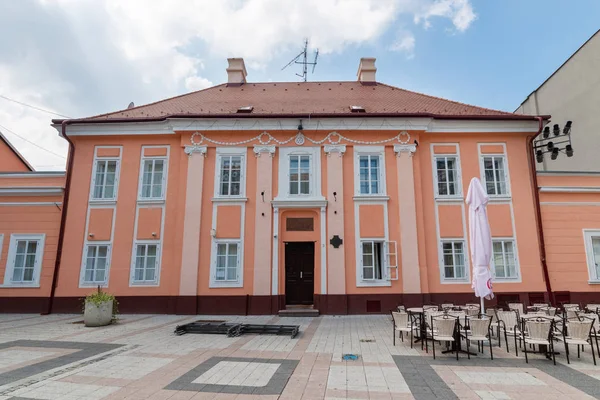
[0,0,476,170]
[390,32,416,59]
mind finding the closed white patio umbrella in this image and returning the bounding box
[466,177,494,312]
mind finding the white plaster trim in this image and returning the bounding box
[0,202,62,206]
[394,143,417,156]
[352,195,390,202]
[209,202,245,288]
[275,146,323,202]
[0,234,3,270]
[478,143,512,199]
[430,143,463,199]
[539,186,600,193]
[354,200,392,287]
[214,147,247,199]
[137,146,169,202]
[271,199,328,208]
[323,144,347,156]
[272,207,279,295]
[320,206,327,294]
[253,144,276,156]
[438,239,470,284]
[57,117,539,136]
[89,146,122,202]
[79,203,117,288]
[540,202,600,206]
[128,205,164,287]
[0,187,63,196]
[0,172,65,178]
[490,237,522,283]
[353,146,387,197]
[184,145,207,156]
[3,234,45,288]
[211,197,248,203]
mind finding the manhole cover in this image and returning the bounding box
[359,339,375,343]
[342,354,359,361]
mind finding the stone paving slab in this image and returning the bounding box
[0,314,598,399]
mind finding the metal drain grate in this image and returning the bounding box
[342,354,359,361]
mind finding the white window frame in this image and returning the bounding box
[214,148,247,198]
[2,234,45,287]
[209,239,243,288]
[275,147,323,202]
[360,240,385,281]
[90,157,120,202]
[491,238,520,281]
[354,146,386,197]
[0,234,4,265]
[433,154,462,198]
[288,154,312,196]
[479,151,511,198]
[130,241,161,286]
[138,148,169,202]
[79,243,111,287]
[440,240,469,283]
[583,230,600,283]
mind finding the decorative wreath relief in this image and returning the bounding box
[328,132,342,145]
[295,132,305,146]
[398,131,410,144]
[190,131,204,145]
[258,132,271,145]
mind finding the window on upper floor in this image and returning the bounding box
[482,155,509,196]
[81,244,110,285]
[491,239,519,280]
[441,240,467,281]
[219,156,242,196]
[434,156,460,197]
[131,242,160,285]
[91,159,119,200]
[583,231,600,283]
[289,155,311,195]
[139,158,167,200]
[3,234,45,287]
[354,146,386,196]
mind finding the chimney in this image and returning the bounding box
[357,57,377,84]
[226,58,247,85]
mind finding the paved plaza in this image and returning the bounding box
[0,314,599,399]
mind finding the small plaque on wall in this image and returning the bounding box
[286,218,314,231]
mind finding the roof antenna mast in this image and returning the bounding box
[281,39,318,82]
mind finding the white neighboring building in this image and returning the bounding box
[515,29,600,172]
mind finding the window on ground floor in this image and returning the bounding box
[584,230,600,282]
[361,240,383,280]
[210,240,242,287]
[441,241,467,281]
[131,242,160,285]
[4,234,45,286]
[81,244,111,285]
[491,239,519,280]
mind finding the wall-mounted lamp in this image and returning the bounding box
[261,191,265,202]
[88,233,94,238]
[210,229,216,237]
[333,191,337,202]
[414,139,419,147]
[534,121,574,163]
[151,232,157,237]
[298,120,303,131]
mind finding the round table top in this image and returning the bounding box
[407,307,424,313]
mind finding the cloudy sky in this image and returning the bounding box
[0,0,598,170]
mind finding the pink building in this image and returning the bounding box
[1,58,597,314]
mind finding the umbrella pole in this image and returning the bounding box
[480,297,485,314]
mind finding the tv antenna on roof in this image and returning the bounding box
[281,39,318,82]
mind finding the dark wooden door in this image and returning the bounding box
[285,242,315,305]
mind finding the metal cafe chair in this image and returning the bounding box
[522,317,556,365]
[391,311,417,347]
[428,314,460,360]
[563,318,596,365]
[496,309,522,355]
[464,316,494,360]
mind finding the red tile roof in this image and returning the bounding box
[77,81,532,122]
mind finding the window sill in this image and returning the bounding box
[488,196,512,202]
[440,279,470,285]
[137,198,166,205]
[588,280,600,285]
[272,198,327,208]
[0,283,41,288]
[492,277,521,283]
[356,280,391,287]
[434,196,464,202]
[79,283,108,289]
[129,282,160,287]
[209,281,243,288]
[353,195,390,202]
[89,199,117,205]
[212,197,248,203]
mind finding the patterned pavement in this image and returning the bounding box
[0,313,598,399]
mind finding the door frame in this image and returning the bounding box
[284,241,315,305]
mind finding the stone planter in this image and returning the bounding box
[84,299,113,327]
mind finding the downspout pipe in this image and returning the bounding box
[45,120,74,314]
[527,116,554,305]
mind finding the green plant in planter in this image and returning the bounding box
[83,287,119,322]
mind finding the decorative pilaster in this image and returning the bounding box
[179,146,207,298]
[394,143,421,294]
[324,144,346,295]
[253,145,276,296]
[272,207,279,295]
